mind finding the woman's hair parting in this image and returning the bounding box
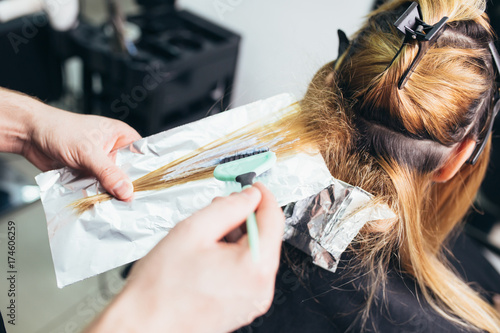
[298,0,500,331]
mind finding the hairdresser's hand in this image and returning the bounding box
[87,183,285,333]
[22,100,141,201]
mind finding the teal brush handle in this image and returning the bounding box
[242,185,259,262]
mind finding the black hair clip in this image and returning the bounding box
[337,29,350,58]
[332,29,351,71]
[467,41,500,165]
[390,2,448,89]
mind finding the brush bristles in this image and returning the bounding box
[69,103,321,215]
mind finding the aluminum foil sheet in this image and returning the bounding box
[283,178,396,273]
[36,93,396,287]
[36,94,336,288]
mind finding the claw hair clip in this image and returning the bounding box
[390,2,500,165]
[467,42,500,165]
[390,2,448,89]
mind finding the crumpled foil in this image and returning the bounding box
[283,178,396,273]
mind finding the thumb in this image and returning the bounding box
[80,151,134,201]
[187,186,262,243]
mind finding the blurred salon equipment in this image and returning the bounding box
[0,159,40,217]
[0,13,63,101]
[0,0,241,216]
[0,9,62,216]
[56,0,241,136]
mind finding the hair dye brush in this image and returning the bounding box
[214,151,277,261]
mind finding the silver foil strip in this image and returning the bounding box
[283,179,396,273]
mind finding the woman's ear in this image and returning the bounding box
[432,138,477,183]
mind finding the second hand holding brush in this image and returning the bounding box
[214,151,277,262]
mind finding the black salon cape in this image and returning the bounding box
[236,232,500,333]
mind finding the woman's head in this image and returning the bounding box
[299,0,500,331]
[333,0,496,175]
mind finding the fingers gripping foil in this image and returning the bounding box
[35,93,337,288]
[283,179,396,272]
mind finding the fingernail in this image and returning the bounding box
[112,180,134,199]
[241,185,259,197]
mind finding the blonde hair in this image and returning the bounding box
[297,0,500,331]
[71,0,500,330]
[71,103,318,214]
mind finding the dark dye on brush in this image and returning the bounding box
[218,148,269,164]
